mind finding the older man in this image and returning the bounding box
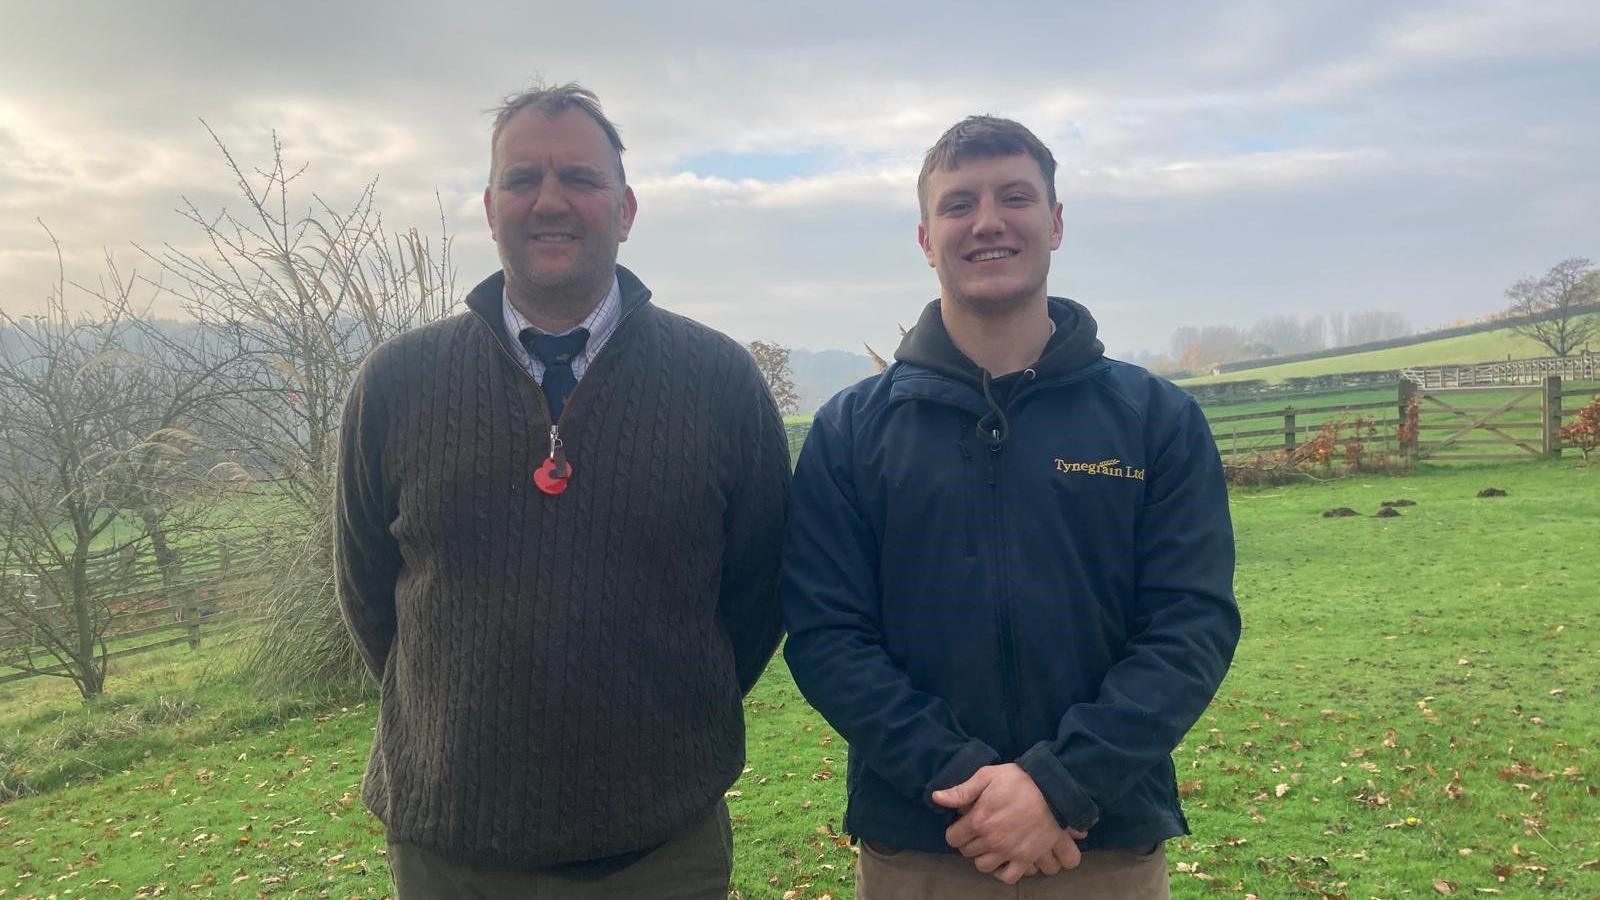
[783,115,1239,898]
[336,82,789,899]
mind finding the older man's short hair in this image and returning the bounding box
[917,116,1057,218]
[488,82,626,182]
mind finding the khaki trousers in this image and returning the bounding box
[386,800,732,899]
[856,841,1170,900]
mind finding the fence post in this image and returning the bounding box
[1543,375,1562,458]
[1397,378,1417,457]
[183,588,201,650]
[1283,409,1297,454]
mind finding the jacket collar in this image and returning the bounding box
[888,296,1108,415]
[893,296,1105,386]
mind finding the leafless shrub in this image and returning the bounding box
[141,127,455,691]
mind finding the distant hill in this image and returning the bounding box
[1178,314,1599,386]
[790,348,878,413]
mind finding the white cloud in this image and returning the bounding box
[636,168,919,211]
[1074,147,1393,200]
[1385,1,1600,61]
[2,0,1598,355]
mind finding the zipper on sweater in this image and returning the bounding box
[479,299,652,491]
[986,429,1024,756]
[553,300,647,425]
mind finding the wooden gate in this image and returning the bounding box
[1407,383,1550,461]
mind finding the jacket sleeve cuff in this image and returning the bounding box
[923,739,1002,810]
[1018,742,1101,831]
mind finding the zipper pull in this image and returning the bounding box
[533,424,572,495]
[549,425,569,476]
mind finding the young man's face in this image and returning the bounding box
[917,153,1063,316]
[484,107,637,305]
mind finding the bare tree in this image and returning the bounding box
[1250,315,1326,356]
[0,238,224,698]
[143,127,456,690]
[1344,310,1411,345]
[1505,257,1600,357]
[147,126,454,511]
[748,340,801,417]
[1327,311,1347,348]
[1170,325,1250,371]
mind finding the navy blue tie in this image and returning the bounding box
[521,328,590,422]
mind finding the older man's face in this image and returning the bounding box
[485,108,636,307]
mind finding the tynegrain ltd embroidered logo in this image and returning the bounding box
[1054,458,1146,481]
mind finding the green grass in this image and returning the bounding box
[1179,317,1598,386]
[1178,460,1599,896]
[3,460,1598,897]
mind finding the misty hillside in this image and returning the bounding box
[790,348,878,413]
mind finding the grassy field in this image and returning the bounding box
[1178,316,1599,386]
[3,460,1598,897]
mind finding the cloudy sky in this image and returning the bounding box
[3,1,1598,357]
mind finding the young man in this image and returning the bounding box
[783,116,1240,898]
[336,83,789,899]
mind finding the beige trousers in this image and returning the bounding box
[856,841,1170,900]
[386,800,732,900]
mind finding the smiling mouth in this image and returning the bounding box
[967,248,1016,262]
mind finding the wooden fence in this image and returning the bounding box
[1205,398,1402,460]
[1405,377,1596,461]
[787,378,1598,466]
[0,538,266,687]
[1183,370,1399,405]
[785,423,811,464]
[1401,352,1600,390]
[1204,377,1598,462]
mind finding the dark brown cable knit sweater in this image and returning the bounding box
[335,266,789,868]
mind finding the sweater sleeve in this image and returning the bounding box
[783,399,1001,809]
[335,354,404,681]
[1017,396,1240,830]
[715,350,791,695]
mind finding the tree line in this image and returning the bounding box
[1140,310,1415,374]
[1134,257,1599,375]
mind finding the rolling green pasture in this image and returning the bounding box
[2,461,1598,898]
[1178,317,1598,387]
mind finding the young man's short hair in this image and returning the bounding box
[917,115,1057,217]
